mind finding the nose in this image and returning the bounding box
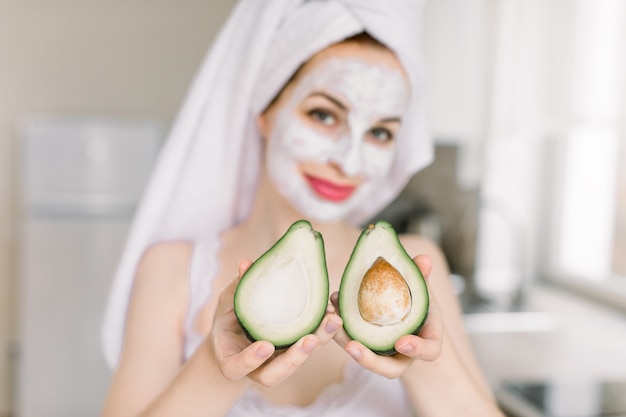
[340,136,363,177]
[334,114,367,177]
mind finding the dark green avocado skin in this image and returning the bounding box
[238,312,323,351]
[239,326,295,351]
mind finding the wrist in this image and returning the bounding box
[137,340,251,417]
[202,338,253,391]
[400,332,503,417]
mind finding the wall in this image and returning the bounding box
[0,1,236,413]
[422,0,495,187]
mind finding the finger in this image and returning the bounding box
[217,278,238,307]
[312,313,342,345]
[329,291,340,314]
[237,258,254,277]
[213,281,241,335]
[213,278,252,360]
[413,254,433,280]
[395,291,444,361]
[216,258,255,327]
[248,335,320,386]
[331,320,353,347]
[325,299,337,315]
[219,340,275,381]
[394,332,441,362]
[417,296,443,341]
[419,280,444,336]
[214,258,254,329]
[343,340,412,379]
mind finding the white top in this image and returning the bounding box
[228,361,413,417]
[184,243,415,417]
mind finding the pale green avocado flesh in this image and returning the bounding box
[338,221,429,355]
[234,220,329,349]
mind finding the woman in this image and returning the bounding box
[101,1,504,416]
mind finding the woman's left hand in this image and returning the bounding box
[331,254,443,379]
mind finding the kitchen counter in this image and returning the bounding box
[467,284,626,381]
[465,284,626,416]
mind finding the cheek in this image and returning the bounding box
[362,145,395,179]
[271,117,341,163]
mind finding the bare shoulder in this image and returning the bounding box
[139,240,195,267]
[129,241,195,325]
[398,233,455,304]
[135,241,194,285]
[398,233,447,268]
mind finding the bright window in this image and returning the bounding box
[547,0,626,306]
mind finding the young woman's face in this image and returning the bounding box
[259,41,410,223]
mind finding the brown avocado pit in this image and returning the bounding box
[358,257,411,326]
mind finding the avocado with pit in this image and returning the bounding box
[338,221,429,355]
[234,220,329,349]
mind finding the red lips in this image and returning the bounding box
[304,175,357,202]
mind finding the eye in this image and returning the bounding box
[308,109,337,127]
[367,127,394,144]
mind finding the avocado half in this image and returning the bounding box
[234,220,329,349]
[338,221,429,355]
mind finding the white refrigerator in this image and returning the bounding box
[17,116,161,417]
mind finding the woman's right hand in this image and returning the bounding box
[209,259,342,387]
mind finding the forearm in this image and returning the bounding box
[138,342,250,417]
[401,331,504,417]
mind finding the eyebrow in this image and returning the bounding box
[308,92,403,124]
[379,117,401,124]
[308,92,348,111]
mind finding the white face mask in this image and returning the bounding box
[266,57,410,223]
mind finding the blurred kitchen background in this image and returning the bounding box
[1,1,625,416]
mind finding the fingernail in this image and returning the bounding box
[256,344,273,359]
[346,348,362,361]
[302,338,318,353]
[397,343,414,355]
[325,318,340,334]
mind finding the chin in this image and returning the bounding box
[304,210,347,224]
[291,193,365,224]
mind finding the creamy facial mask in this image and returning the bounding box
[266,57,409,222]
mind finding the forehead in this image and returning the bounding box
[302,40,408,80]
[264,39,411,117]
[298,58,408,95]
[294,58,410,117]
[289,42,410,116]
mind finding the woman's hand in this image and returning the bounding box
[331,254,443,379]
[210,259,343,387]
